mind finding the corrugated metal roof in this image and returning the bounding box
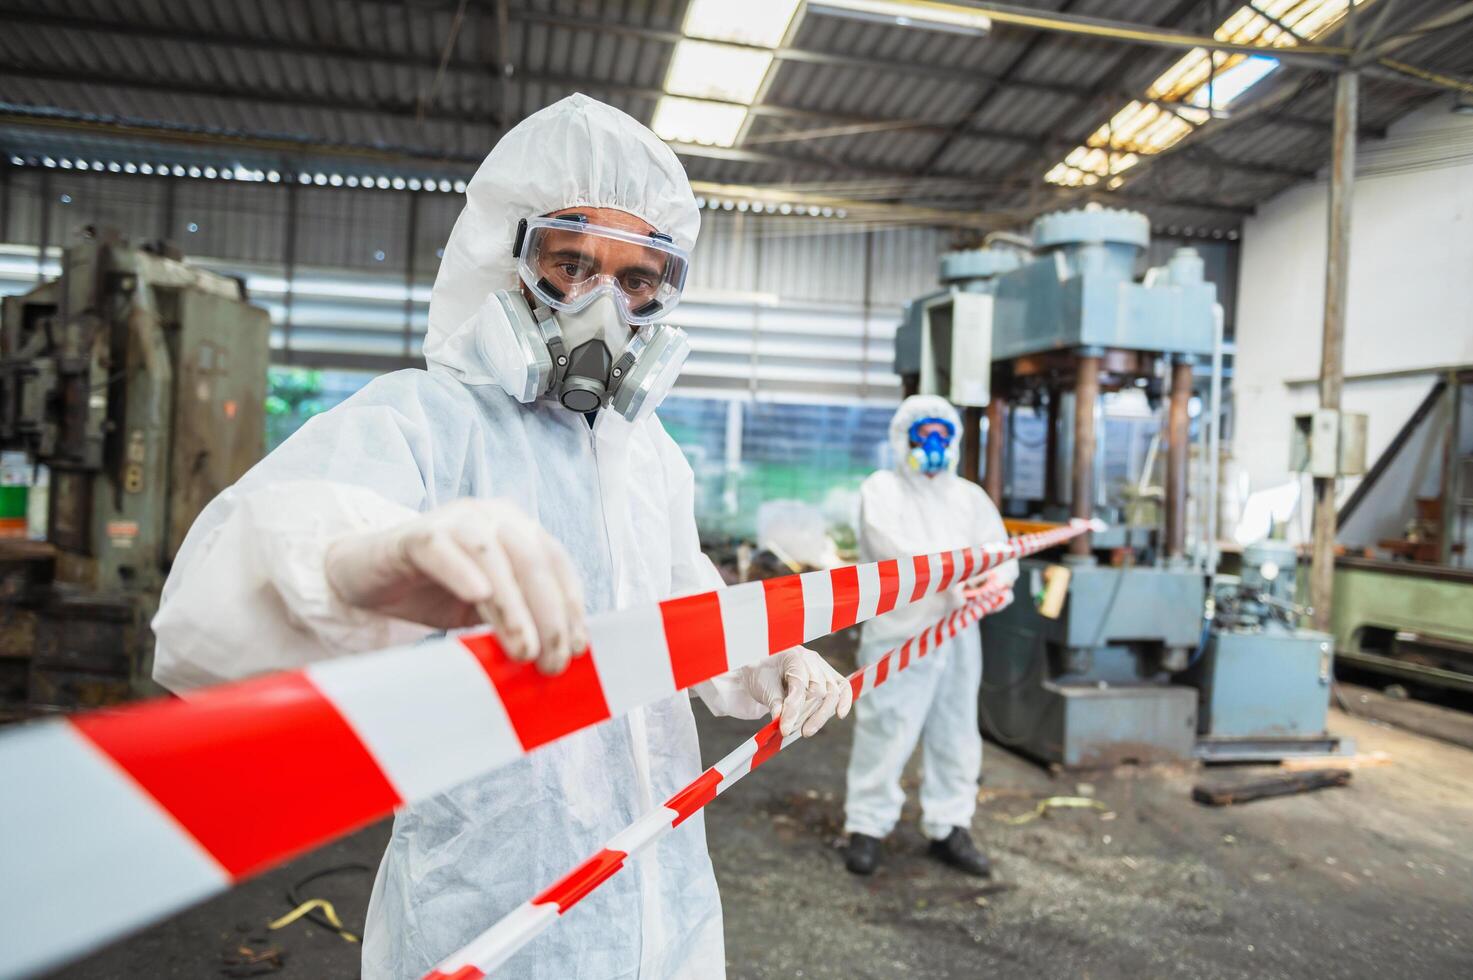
[0,0,1470,235]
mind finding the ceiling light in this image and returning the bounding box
[666,40,774,103]
[683,0,801,47]
[266,170,280,182]
[124,162,137,173]
[810,0,991,37]
[188,166,202,178]
[652,97,747,146]
[408,178,422,190]
[346,175,361,187]
[437,179,452,192]
[392,176,407,190]
[452,180,467,193]
[140,163,153,174]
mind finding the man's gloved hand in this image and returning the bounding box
[324,498,588,675]
[738,648,854,737]
[962,570,1012,601]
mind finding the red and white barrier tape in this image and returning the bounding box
[0,519,1095,980]
[424,589,1011,980]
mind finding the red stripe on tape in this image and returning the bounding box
[874,655,890,687]
[829,564,860,633]
[660,590,728,690]
[763,575,806,653]
[960,548,976,583]
[875,559,900,616]
[73,672,402,879]
[462,633,611,752]
[899,638,912,671]
[534,848,627,912]
[665,767,723,827]
[910,554,931,602]
[937,550,956,590]
[848,673,863,702]
[751,722,784,770]
[919,629,930,658]
[424,967,485,980]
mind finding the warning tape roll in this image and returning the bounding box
[423,590,1011,980]
[0,519,1094,979]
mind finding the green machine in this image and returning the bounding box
[1330,558,1473,694]
[0,230,270,709]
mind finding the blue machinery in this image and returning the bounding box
[899,207,1341,767]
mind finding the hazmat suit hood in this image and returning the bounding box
[424,93,702,387]
[889,394,963,478]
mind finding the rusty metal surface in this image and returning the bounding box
[1068,354,1100,556]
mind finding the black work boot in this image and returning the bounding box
[927,827,992,877]
[845,833,882,875]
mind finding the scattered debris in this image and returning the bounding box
[268,898,358,944]
[1193,769,1352,806]
[995,796,1112,825]
[219,940,285,977]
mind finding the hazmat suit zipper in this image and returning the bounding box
[587,414,661,977]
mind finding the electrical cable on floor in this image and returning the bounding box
[271,862,374,944]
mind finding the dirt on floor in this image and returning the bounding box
[49,638,1473,980]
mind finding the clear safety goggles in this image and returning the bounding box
[514,215,690,326]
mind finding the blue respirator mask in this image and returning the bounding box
[907,417,958,475]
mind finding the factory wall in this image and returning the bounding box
[1233,96,1473,535]
[0,163,948,405]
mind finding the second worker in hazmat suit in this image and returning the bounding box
[842,395,1016,877]
[152,94,852,979]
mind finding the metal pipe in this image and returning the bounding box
[402,190,420,359]
[1207,305,1224,574]
[984,394,1006,505]
[1441,372,1461,566]
[961,406,983,487]
[1069,357,1100,556]
[36,169,50,282]
[1311,69,1360,632]
[1166,358,1194,560]
[1044,387,1062,506]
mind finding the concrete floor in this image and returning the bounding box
[50,644,1473,980]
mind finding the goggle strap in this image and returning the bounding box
[512,218,528,258]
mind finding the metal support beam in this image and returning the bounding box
[35,168,49,281]
[1070,356,1100,557]
[1310,69,1359,633]
[961,406,984,487]
[1166,357,1194,560]
[912,0,1351,64]
[984,395,1005,505]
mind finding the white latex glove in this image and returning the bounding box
[962,570,1012,600]
[324,498,588,674]
[738,648,854,738]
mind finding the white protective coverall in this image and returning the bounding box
[843,395,1017,841]
[153,94,771,980]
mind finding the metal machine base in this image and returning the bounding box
[1194,735,1355,763]
[984,681,1199,769]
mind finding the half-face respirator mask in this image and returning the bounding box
[907,417,958,475]
[478,213,693,423]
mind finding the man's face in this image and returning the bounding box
[531,207,668,319]
[910,420,953,446]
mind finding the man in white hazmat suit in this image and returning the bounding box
[842,395,1016,877]
[152,93,852,979]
